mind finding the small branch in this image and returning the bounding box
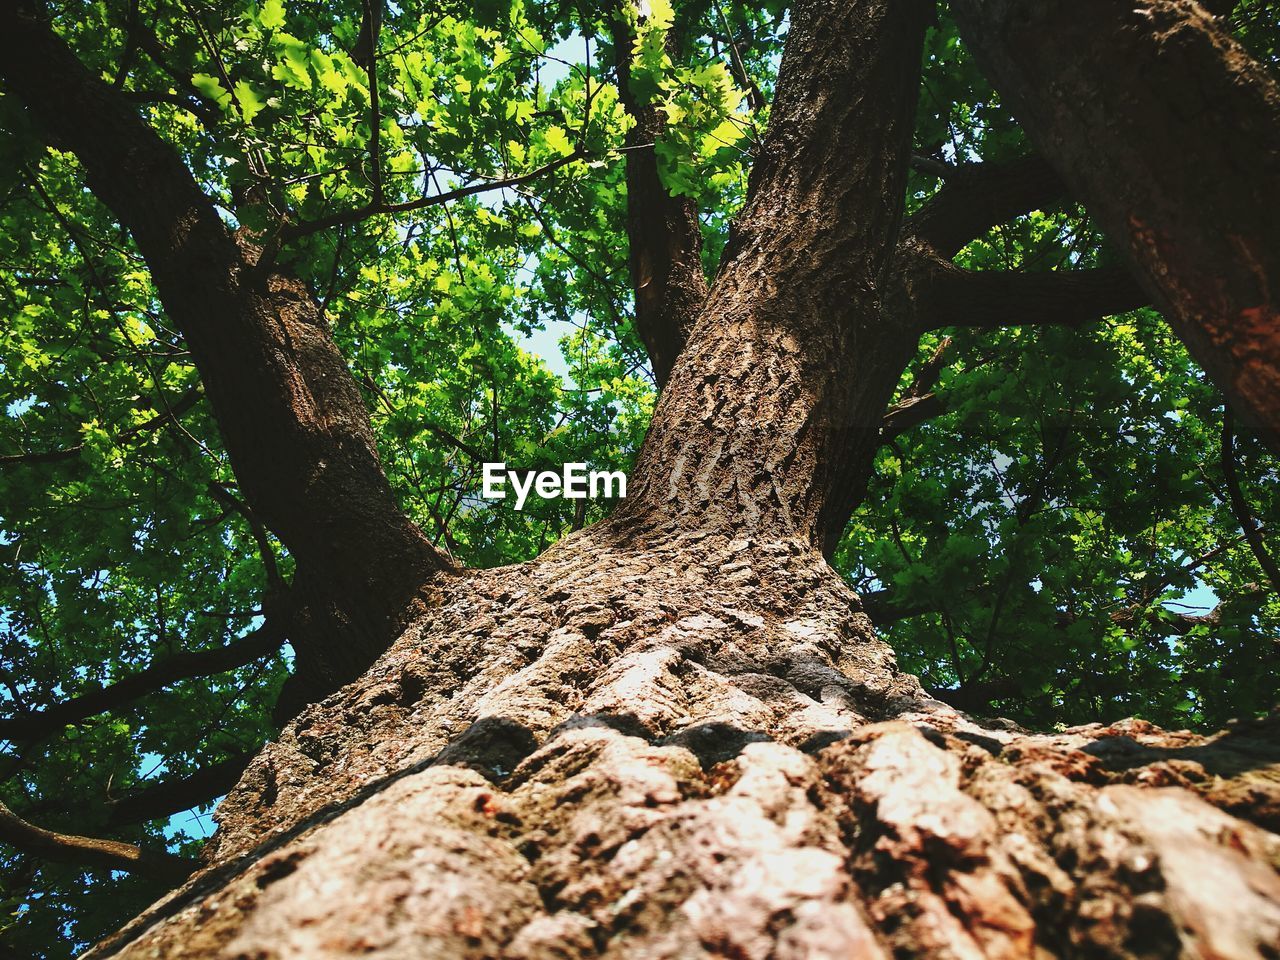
[1060,593,1261,637]
[1221,408,1280,596]
[713,0,766,111]
[0,801,194,882]
[0,621,284,745]
[905,153,1064,258]
[320,225,348,316]
[283,151,582,241]
[110,0,141,88]
[421,423,487,464]
[129,24,224,126]
[0,385,202,468]
[361,0,384,207]
[121,89,221,127]
[207,483,284,592]
[911,335,952,396]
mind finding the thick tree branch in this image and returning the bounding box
[927,677,1023,713]
[860,589,936,626]
[904,153,1064,258]
[0,3,451,689]
[106,752,254,826]
[1221,409,1280,596]
[617,0,931,551]
[952,0,1280,454]
[0,622,284,745]
[909,153,957,179]
[0,801,193,882]
[612,14,708,387]
[911,259,1148,331]
[881,392,945,442]
[881,335,952,441]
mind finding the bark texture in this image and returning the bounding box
[616,0,930,555]
[951,0,1280,453]
[84,534,1280,958]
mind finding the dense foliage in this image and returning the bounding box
[0,0,1275,954]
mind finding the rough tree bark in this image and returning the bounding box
[951,0,1280,455]
[2,0,1278,957]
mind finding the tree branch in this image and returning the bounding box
[282,152,582,241]
[128,22,223,127]
[880,392,945,442]
[0,621,284,745]
[206,483,284,592]
[904,153,1064,258]
[106,751,254,826]
[0,385,202,468]
[420,423,487,464]
[612,13,708,387]
[951,0,1280,454]
[361,0,384,208]
[712,0,766,112]
[909,153,956,179]
[860,589,936,626]
[905,253,1147,331]
[0,3,452,688]
[0,801,193,882]
[881,335,953,441]
[1062,591,1266,637]
[927,677,1023,712]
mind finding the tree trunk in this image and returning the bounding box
[3,0,1279,955]
[950,0,1280,455]
[84,536,1280,959]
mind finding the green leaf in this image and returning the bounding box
[191,72,231,110]
[258,0,286,30]
[233,80,266,123]
[544,125,574,157]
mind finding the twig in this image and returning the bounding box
[1222,408,1280,596]
[282,150,582,240]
